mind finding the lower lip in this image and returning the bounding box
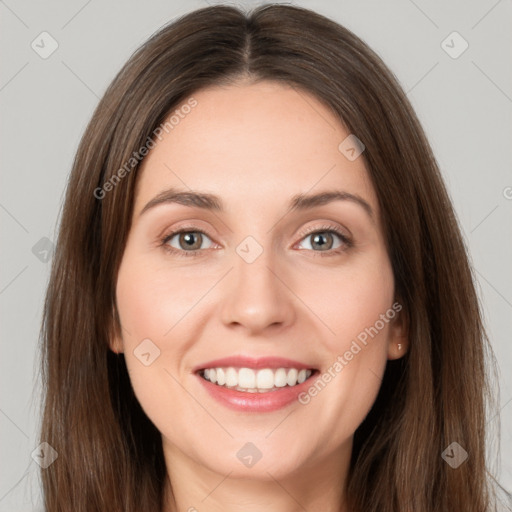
[196,372,316,412]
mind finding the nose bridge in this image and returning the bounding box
[219,234,295,332]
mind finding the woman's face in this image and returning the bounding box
[112,80,406,481]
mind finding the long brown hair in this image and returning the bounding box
[39,3,506,511]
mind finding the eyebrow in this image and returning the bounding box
[139,187,374,221]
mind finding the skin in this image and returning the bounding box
[111,79,408,512]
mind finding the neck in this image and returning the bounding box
[161,441,351,512]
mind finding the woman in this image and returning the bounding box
[39,3,509,511]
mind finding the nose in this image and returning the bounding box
[219,243,296,335]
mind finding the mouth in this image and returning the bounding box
[193,356,319,412]
[198,366,316,393]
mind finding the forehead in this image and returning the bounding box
[134,80,377,217]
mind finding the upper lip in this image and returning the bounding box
[193,356,316,372]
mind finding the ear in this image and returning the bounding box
[108,304,125,354]
[387,301,409,360]
[109,336,124,354]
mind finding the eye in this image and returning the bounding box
[160,224,352,258]
[161,228,215,257]
[296,225,352,256]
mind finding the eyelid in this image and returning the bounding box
[292,223,353,255]
[294,222,351,244]
[160,225,212,243]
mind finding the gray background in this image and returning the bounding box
[1,0,511,509]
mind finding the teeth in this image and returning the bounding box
[201,367,313,392]
[225,367,237,387]
[238,368,256,388]
[256,369,274,389]
[274,368,287,387]
[286,368,298,386]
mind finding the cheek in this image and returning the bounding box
[114,249,214,421]
[114,254,176,403]
[114,263,197,445]
[292,250,394,435]
[115,251,206,342]
[302,248,395,354]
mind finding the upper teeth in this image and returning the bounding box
[202,367,313,392]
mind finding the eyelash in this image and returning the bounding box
[159,224,353,258]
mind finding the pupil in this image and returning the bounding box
[313,232,331,250]
[182,232,200,249]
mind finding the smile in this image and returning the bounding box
[194,356,319,412]
[200,367,314,393]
